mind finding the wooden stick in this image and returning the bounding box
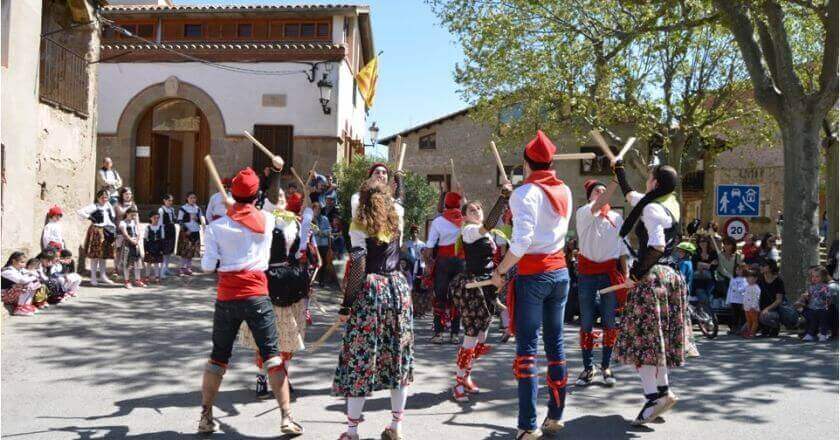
[490,141,510,185]
[597,282,634,295]
[308,320,342,351]
[203,155,233,207]
[616,137,636,162]
[552,152,597,161]
[397,142,407,171]
[589,130,616,162]
[243,130,277,161]
[466,279,495,289]
[290,167,307,193]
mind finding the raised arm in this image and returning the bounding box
[481,184,512,233]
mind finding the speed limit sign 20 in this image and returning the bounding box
[724,217,749,241]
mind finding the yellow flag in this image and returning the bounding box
[356,56,379,108]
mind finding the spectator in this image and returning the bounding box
[726,264,748,335]
[742,268,762,338]
[758,259,785,337]
[1,251,39,316]
[307,172,329,206]
[686,218,702,236]
[42,205,66,251]
[144,210,166,283]
[311,202,336,287]
[323,173,338,202]
[176,192,205,276]
[759,233,781,264]
[742,234,761,265]
[796,266,832,341]
[36,249,65,304]
[53,249,81,298]
[25,258,48,309]
[330,217,346,260]
[114,187,137,278]
[286,183,303,215]
[322,196,340,224]
[118,206,145,288]
[207,178,232,222]
[675,242,695,291]
[78,189,117,286]
[713,236,741,299]
[692,235,718,308]
[96,157,123,205]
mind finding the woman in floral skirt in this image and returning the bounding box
[612,161,698,426]
[333,171,412,440]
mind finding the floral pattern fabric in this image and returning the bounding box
[332,272,414,397]
[450,272,496,337]
[615,264,698,368]
[84,225,114,260]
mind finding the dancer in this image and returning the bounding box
[239,182,311,413]
[198,162,302,436]
[177,192,206,276]
[207,178,233,222]
[157,194,177,278]
[612,159,696,426]
[426,189,466,344]
[143,210,166,283]
[118,206,145,288]
[333,175,412,440]
[78,189,117,286]
[449,186,511,402]
[574,179,628,387]
[490,130,572,439]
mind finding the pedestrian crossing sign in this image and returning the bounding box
[716,184,760,217]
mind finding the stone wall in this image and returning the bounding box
[1,0,100,259]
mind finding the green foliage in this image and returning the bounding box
[332,156,439,232]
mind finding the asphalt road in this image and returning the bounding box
[2,274,837,439]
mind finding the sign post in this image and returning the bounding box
[716,184,761,217]
[723,217,750,241]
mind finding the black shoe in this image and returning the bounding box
[255,374,271,400]
[575,368,595,386]
[631,399,659,426]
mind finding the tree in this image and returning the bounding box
[332,155,439,232]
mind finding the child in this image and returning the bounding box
[53,249,82,298]
[742,269,762,338]
[36,250,65,304]
[176,192,205,276]
[675,242,695,294]
[144,210,165,283]
[799,266,832,341]
[78,189,117,286]
[726,264,749,335]
[25,258,48,309]
[119,206,145,288]
[158,194,177,278]
[2,252,39,316]
[42,205,66,251]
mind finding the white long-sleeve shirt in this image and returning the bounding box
[426,215,461,249]
[351,191,405,246]
[508,182,572,257]
[628,191,674,248]
[206,191,229,221]
[575,202,627,262]
[178,204,204,233]
[1,266,38,286]
[201,211,275,273]
[77,203,115,227]
[42,221,65,249]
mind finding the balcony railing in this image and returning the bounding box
[39,39,89,117]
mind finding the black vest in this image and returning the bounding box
[464,237,494,275]
[634,202,680,263]
[365,237,400,274]
[269,227,301,266]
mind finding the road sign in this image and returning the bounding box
[724,217,749,241]
[716,184,760,217]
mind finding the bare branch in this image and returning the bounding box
[762,1,806,98]
[814,0,839,114]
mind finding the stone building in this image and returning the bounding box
[1,0,103,258]
[96,2,374,208]
[378,108,646,235]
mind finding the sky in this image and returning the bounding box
[179,0,468,158]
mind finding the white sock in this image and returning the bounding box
[389,387,408,431]
[134,267,141,282]
[637,365,658,396]
[347,397,365,435]
[123,267,131,283]
[477,328,489,344]
[90,259,99,281]
[98,259,109,279]
[655,366,669,388]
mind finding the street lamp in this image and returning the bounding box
[367,121,379,146]
[317,72,333,115]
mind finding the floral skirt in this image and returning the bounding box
[239,299,307,354]
[451,272,496,337]
[615,265,699,368]
[332,272,414,397]
[84,225,114,260]
[177,230,200,259]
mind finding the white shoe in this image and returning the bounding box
[90,278,98,286]
[803,334,816,341]
[818,334,829,342]
[516,428,543,439]
[99,276,116,286]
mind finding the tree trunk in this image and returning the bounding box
[666,133,686,222]
[701,149,717,226]
[780,116,822,300]
[827,134,839,246]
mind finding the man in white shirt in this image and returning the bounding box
[197,162,303,437]
[207,177,233,222]
[95,157,123,205]
[425,191,466,344]
[490,130,572,439]
[574,179,629,388]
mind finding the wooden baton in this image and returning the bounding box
[203,155,233,207]
[589,130,617,163]
[465,279,495,289]
[490,141,510,185]
[615,137,637,162]
[552,152,597,161]
[597,282,634,295]
[243,130,276,160]
[308,320,342,351]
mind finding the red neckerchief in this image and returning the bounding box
[226,203,265,233]
[523,170,568,216]
[442,208,463,227]
[598,204,616,228]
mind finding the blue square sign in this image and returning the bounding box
[716,185,760,217]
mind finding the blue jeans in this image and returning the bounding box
[577,273,618,370]
[514,269,570,430]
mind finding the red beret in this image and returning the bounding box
[444,192,462,209]
[222,177,233,186]
[231,167,260,199]
[368,162,389,177]
[525,130,556,164]
[47,205,63,217]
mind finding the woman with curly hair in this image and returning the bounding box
[333,172,413,440]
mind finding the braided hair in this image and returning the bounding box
[619,165,678,238]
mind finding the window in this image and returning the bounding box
[419,133,436,150]
[284,23,299,37]
[301,23,315,37]
[317,23,330,37]
[184,24,202,38]
[426,174,451,192]
[252,125,294,173]
[122,24,137,36]
[580,146,618,175]
[237,23,252,38]
[137,24,154,38]
[39,38,88,116]
[497,165,524,186]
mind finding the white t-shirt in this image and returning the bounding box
[42,221,64,249]
[178,204,204,233]
[201,211,275,273]
[206,191,230,221]
[575,202,626,262]
[628,191,674,248]
[426,215,461,248]
[742,284,761,311]
[726,276,748,305]
[508,182,572,257]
